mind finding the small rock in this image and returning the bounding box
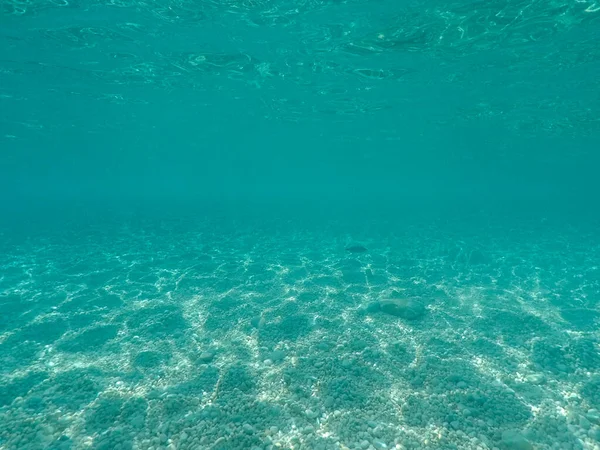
[587,409,600,425]
[478,434,491,447]
[242,424,255,434]
[579,416,591,430]
[525,373,546,384]
[315,341,331,351]
[556,363,568,372]
[198,352,214,363]
[501,430,533,450]
[346,245,368,253]
[341,359,353,368]
[269,350,286,362]
[305,409,318,419]
[469,249,488,265]
[130,415,145,429]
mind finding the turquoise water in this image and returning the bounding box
[1,0,600,449]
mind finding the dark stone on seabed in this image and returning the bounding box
[469,248,489,265]
[346,245,368,253]
[377,298,426,320]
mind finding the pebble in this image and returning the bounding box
[478,434,491,446]
[199,352,214,363]
[243,424,255,434]
[341,359,353,368]
[526,373,546,384]
[587,409,600,425]
[580,416,592,430]
[501,430,533,450]
[269,350,286,362]
[306,409,319,419]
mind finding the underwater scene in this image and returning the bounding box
[1,0,600,449]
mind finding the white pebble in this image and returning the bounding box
[526,373,546,384]
[305,409,318,419]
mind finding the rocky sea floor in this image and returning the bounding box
[1,210,599,450]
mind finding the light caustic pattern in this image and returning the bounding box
[0,0,599,140]
[0,214,599,449]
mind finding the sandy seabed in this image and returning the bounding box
[1,212,599,450]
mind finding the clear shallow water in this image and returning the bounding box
[1,0,600,449]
